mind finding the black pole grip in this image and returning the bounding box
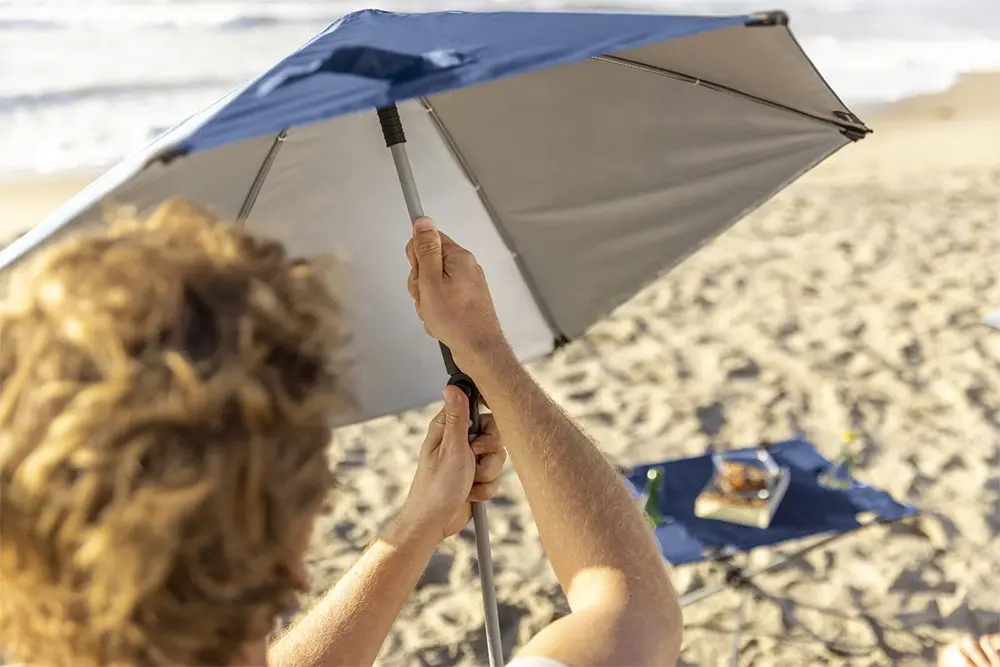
[439,342,462,377]
[447,372,482,438]
[377,105,406,147]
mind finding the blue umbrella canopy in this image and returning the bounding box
[1,8,870,424]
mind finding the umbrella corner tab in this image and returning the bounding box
[839,123,871,142]
[744,11,789,27]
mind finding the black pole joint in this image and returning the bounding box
[377,105,407,147]
[448,372,483,438]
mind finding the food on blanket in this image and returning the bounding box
[717,461,770,495]
[697,458,790,529]
[700,489,769,508]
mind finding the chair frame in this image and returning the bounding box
[678,516,918,666]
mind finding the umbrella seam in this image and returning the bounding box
[591,55,870,139]
[418,97,568,345]
[236,130,287,225]
[782,25,865,132]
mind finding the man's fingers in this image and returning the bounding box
[470,429,501,456]
[980,636,1000,667]
[438,229,457,247]
[412,217,443,286]
[438,230,478,269]
[474,450,506,484]
[442,385,470,442]
[468,479,501,503]
[408,268,419,301]
[961,636,992,667]
[405,239,416,270]
[476,412,498,438]
[420,408,447,457]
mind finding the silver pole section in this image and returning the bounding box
[378,105,504,667]
[388,144,425,219]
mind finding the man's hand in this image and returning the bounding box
[399,386,507,542]
[269,390,505,667]
[405,216,511,374]
[939,635,1000,667]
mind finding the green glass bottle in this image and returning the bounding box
[643,468,664,528]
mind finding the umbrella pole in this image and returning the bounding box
[377,104,505,667]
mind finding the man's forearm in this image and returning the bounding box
[268,515,437,667]
[469,350,676,611]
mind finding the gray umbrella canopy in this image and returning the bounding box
[0,10,869,425]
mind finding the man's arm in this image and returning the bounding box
[270,393,505,667]
[406,217,682,667]
[471,354,682,667]
[268,514,437,667]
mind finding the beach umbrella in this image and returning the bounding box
[0,9,871,665]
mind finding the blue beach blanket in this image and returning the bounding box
[627,437,918,566]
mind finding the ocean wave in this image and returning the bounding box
[0,18,61,30]
[0,2,337,33]
[0,78,239,112]
[131,14,324,32]
[2,0,999,177]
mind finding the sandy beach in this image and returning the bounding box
[1,72,998,666]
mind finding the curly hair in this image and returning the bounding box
[0,199,351,667]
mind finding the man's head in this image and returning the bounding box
[0,200,349,667]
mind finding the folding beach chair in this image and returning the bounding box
[627,437,919,666]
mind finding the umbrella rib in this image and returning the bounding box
[236,130,287,224]
[418,97,569,345]
[591,55,870,140]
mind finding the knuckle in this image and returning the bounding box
[416,239,440,256]
[478,453,503,478]
[470,483,495,502]
[444,411,464,425]
[474,434,497,451]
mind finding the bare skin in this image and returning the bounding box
[266,397,506,667]
[247,214,681,667]
[406,216,682,666]
[939,634,1000,667]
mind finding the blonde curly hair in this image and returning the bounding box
[0,199,351,667]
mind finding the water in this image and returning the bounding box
[1,0,998,176]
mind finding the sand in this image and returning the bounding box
[2,72,998,666]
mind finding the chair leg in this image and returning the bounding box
[729,592,748,667]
